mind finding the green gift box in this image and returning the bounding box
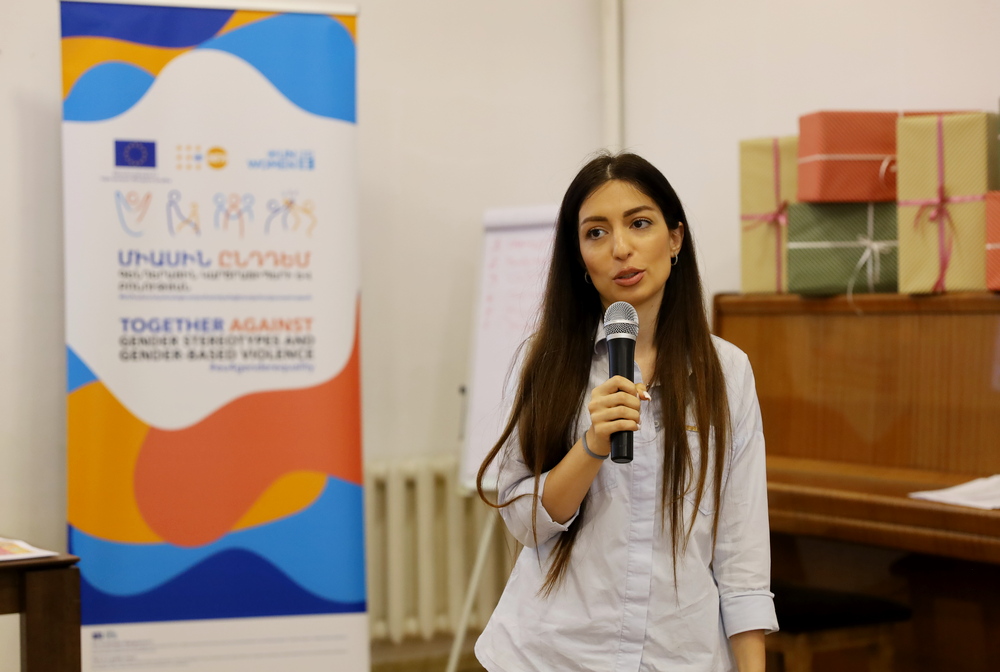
[787,202,898,295]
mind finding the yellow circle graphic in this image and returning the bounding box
[207,147,228,169]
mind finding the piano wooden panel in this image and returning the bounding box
[713,292,1000,563]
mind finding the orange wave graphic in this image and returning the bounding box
[68,382,333,542]
[61,37,188,99]
[217,10,279,36]
[134,321,363,547]
[332,15,357,40]
[231,470,327,531]
[68,381,161,543]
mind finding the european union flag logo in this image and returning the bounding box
[115,141,156,168]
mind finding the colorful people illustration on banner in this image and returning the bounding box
[214,192,255,238]
[242,194,254,223]
[299,200,317,235]
[265,197,294,233]
[166,190,201,236]
[266,194,318,235]
[114,190,152,237]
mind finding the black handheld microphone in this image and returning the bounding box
[604,301,639,464]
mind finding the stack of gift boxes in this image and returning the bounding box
[740,111,1000,295]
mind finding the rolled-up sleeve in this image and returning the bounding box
[496,438,578,548]
[714,352,779,637]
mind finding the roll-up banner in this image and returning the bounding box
[60,2,366,669]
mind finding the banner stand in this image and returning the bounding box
[61,3,366,670]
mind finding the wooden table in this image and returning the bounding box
[0,553,81,671]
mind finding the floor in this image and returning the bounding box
[372,634,486,672]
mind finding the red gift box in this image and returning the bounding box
[798,111,899,203]
[988,192,1000,290]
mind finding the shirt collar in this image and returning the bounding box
[594,321,694,376]
[593,321,609,354]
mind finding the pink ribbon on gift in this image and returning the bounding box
[897,115,985,292]
[741,137,788,292]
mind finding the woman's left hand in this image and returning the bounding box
[729,630,765,672]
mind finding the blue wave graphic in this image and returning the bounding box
[80,548,365,625]
[61,2,233,48]
[67,346,97,393]
[199,15,355,122]
[64,62,154,121]
[70,476,365,603]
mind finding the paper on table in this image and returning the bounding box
[0,537,58,561]
[909,475,1000,510]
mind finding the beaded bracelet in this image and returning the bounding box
[581,430,608,460]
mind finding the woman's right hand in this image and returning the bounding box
[586,376,646,456]
[540,376,648,524]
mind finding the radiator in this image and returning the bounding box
[365,455,517,644]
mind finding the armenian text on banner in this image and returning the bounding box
[60,2,366,670]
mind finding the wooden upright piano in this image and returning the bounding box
[714,292,1000,671]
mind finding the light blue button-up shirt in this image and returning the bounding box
[475,328,778,672]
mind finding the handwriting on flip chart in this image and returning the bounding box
[462,208,557,492]
[479,231,553,336]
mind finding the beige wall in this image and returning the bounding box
[622,0,1000,304]
[0,0,68,662]
[356,1,604,462]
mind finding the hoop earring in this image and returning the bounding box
[584,271,592,285]
[670,255,679,267]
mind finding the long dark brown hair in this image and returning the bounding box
[477,152,730,595]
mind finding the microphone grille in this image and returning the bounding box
[604,301,639,338]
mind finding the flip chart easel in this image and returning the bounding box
[447,205,555,672]
[459,205,557,493]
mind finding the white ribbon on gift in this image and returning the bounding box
[797,153,897,185]
[786,203,898,311]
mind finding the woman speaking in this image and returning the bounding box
[475,153,777,671]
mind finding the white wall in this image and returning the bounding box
[0,0,68,664]
[0,0,604,667]
[356,1,603,462]
[623,0,1000,306]
[0,0,66,546]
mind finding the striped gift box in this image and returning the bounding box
[897,112,999,293]
[740,136,798,293]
